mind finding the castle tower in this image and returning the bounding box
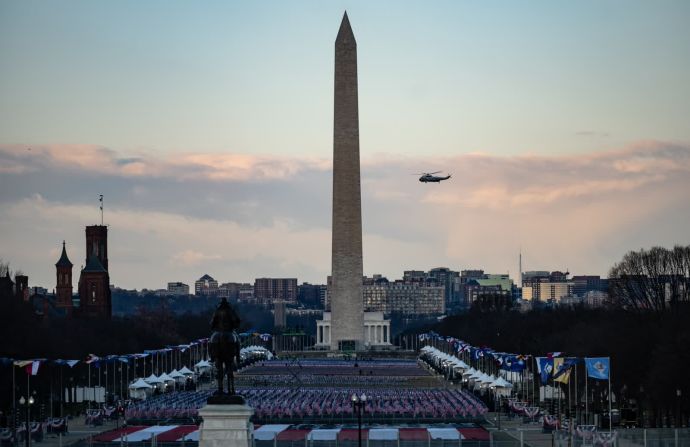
[85,225,108,271]
[78,226,111,318]
[55,241,74,311]
[14,275,29,302]
[330,12,365,350]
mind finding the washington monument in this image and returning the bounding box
[330,12,365,351]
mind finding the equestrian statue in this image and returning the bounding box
[207,297,243,404]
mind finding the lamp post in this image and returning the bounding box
[18,396,34,447]
[677,389,682,428]
[352,393,367,447]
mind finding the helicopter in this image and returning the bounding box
[415,171,452,183]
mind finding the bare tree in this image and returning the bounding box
[609,245,690,311]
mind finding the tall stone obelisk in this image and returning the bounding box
[330,12,364,351]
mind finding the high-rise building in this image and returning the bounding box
[428,268,460,308]
[167,282,190,296]
[254,278,298,307]
[195,274,218,296]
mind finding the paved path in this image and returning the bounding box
[39,416,119,447]
[482,412,554,447]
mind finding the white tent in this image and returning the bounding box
[129,378,153,400]
[178,366,194,376]
[144,374,164,391]
[168,370,185,383]
[158,372,176,389]
[194,360,212,374]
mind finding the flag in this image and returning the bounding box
[536,357,554,384]
[25,361,41,376]
[13,360,32,368]
[66,360,79,368]
[585,357,610,380]
[85,354,100,364]
[553,358,571,384]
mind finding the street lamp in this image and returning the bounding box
[18,396,34,447]
[352,393,367,447]
[677,389,682,428]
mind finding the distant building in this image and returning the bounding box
[428,268,460,308]
[521,271,573,303]
[572,275,607,296]
[254,278,297,307]
[238,283,254,303]
[584,290,608,307]
[297,283,327,308]
[167,282,190,296]
[460,271,514,307]
[274,300,287,329]
[55,241,74,314]
[195,274,219,296]
[362,275,445,317]
[219,282,245,300]
[78,225,111,319]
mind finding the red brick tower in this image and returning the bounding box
[78,225,111,318]
[85,225,108,271]
[55,241,74,313]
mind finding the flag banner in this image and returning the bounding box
[585,357,610,380]
[85,354,100,364]
[66,360,79,368]
[537,357,554,384]
[25,361,40,375]
[553,358,571,384]
[14,360,32,368]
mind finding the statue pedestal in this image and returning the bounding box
[198,404,254,447]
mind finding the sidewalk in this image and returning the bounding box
[38,416,118,447]
[482,412,554,447]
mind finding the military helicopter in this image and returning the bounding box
[415,171,452,183]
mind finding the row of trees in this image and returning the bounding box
[609,245,690,311]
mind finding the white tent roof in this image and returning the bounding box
[491,377,513,388]
[479,374,495,384]
[178,366,194,375]
[129,378,153,389]
[144,374,163,384]
[463,367,477,377]
[158,373,175,382]
[168,370,184,378]
[195,360,211,368]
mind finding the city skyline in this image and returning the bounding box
[2,2,690,289]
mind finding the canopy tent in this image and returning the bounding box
[128,378,153,400]
[168,370,185,383]
[178,366,194,376]
[194,360,211,374]
[129,378,152,389]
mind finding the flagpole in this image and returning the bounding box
[584,358,588,425]
[88,363,91,409]
[12,364,16,439]
[608,357,612,433]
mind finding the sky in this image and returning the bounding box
[1,1,689,289]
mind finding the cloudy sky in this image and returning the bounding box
[1,1,689,289]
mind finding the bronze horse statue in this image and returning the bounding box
[208,297,242,398]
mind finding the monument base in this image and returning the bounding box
[198,404,254,447]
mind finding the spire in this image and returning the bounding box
[336,11,356,46]
[56,240,73,268]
